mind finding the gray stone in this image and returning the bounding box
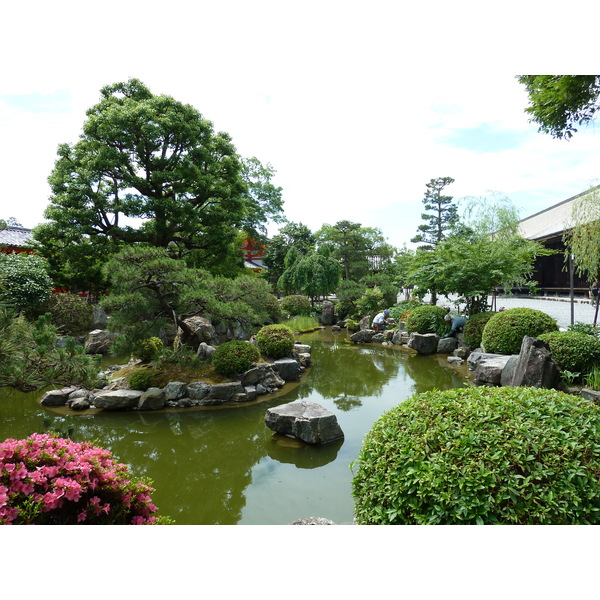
[349,329,376,343]
[294,344,312,354]
[68,389,91,400]
[70,398,91,411]
[359,315,371,330]
[453,346,471,360]
[92,305,108,329]
[84,329,114,355]
[296,352,311,368]
[40,387,76,407]
[164,381,187,401]
[500,355,520,386]
[179,315,219,348]
[371,333,385,344]
[256,383,267,394]
[290,517,336,525]
[265,400,345,445]
[437,337,458,354]
[331,325,341,332]
[187,381,211,401]
[196,342,215,360]
[580,388,600,404]
[244,385,258,401]
[447,356,463,365]
[392,330,408,345]
[467,352,504,371]
[138,387,166,410]
[93,390,143,410]
[407,333,439,355]
[508,336,560,388]
[177,398,194,408]
[473,355,513,385]
[203,382,247,405]
[320,301,335,326]
[274,358,301,381]
[241,364,285,390]
[105,376,129,390]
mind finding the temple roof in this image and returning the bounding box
[0,226,33,248]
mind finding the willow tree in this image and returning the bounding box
[564,186,600,324]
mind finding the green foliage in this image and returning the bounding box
[517,75,600,139]
[281,295,311,316]
[132,337,164,363]
[463,311,496,349]
[277,250,341,299]
[388,300,422,322]
[334,280,366,319]
[411,177,458,247]
[0,253,53,318]
[46,293,93,336]
[352,386,600,524]
[263,293,282,323]
[256,324,295,359]
[584,366,600,390]
[0,307,100,392]
[568,321,600,337]
[481,308,558,354]
[283,315,319,333]
[128,368,156,391]
[405,305,448,335]
[155,346,203,369]
[538,330,600,379]
[212,341,260,378]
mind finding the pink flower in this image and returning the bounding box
[0,486,8,508]
[77,510,87,523]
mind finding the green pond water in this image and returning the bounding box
[0,328,470,525]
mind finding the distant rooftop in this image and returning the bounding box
[0,226,33,248]
[518,185,600,241]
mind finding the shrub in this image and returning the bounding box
[212,340,261,377]
[256,324,295,359]
[281,294,311,316]
[46,293,93,336]
[128,368,156,391]
[404,305,448,335]
[388,300,421,323]
[352,387,600,524]
[0,433,170,524]
[538,330,600,378]
[284,315,320,333]
[463,311,496,349]
[264,293,282,323]
[132,337,164,363]
[568,321,600,337]
[481,307,558,354]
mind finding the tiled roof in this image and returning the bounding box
[0,226,33,248]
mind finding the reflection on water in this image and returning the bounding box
[0,329,469,525]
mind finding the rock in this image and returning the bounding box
[273,358,301,381]
[296,352,311,368]
[70,398,90,411]
[359,315,371,331]
[290,517,336,525]
[204,382,247,405]
[447,356,463,365]
[197,342,215,360]
[244,386,258,401]
[407,333,439,355]
[499,355,519,386]
[453,345,471,360]
[177,398,194,408]
[331,325,341,332]
[93,390,143,410]
[91,305,108,329]
[349,329,377,343]
[138,387,166,410]
[241,365,285,390]
[437,337,458,354]
[507,336,560,388]
[320,301,335,326]
[40,387,76,407]
[179,316,219,348]
[473,355,513,385]
[392,330,408,345]
[371,333,385,344]
[467,352,503,371]
[265,401,344,445]
[105,376,129,390]
[187,382,211,401]
[164,381,187,401]
[84,329,114,355]
[580,388,600,404]
[294,344,311,354]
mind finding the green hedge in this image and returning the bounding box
[212,341,260,377]
[481,307,558,354]
[281,295,311,316]
[352,387,600,524]
[538,330,600,378]
[256,324,295,359]
[405,305,448,335]
[463,311,496,349]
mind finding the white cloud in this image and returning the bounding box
[1,1,599,249]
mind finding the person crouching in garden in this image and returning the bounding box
[443,313,467,338]
[372,309,390,332]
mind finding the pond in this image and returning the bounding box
[0,328,470,525]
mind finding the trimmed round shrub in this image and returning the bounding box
[128,368,156,391]
[281,294,311,316]
[212,340,261,377]
[46,293,93,336]
[0,433,168,524]
[463,311,496,349]
[405,305,448,335]
[256,324,295,359]
[481,307,558,355]
[538,330,600,377]
[264,293,282,323]
[352,387,600,525]
[132,337,164,363]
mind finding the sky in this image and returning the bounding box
[2,0,598,586]
[2,1,600,253]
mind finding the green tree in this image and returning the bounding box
[517,75,600,139]
[411,177,458,248]
[36,78,283,275]
[0,217,23,228]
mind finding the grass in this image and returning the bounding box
[282,315,320,333]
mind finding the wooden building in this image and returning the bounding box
[0,226,34,255]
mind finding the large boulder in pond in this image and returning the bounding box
[407,333,439,355]
[506,336,560,389]
[320,301,335,326]
[265,401,344,445]
[84,330,115,355]
[93,390,143,410]
[273,358,301,382]
[349,329,377,343]
[40,387,78,407]
[138,388,166,410]
[437,337,458,354]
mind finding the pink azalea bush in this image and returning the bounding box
[0,433,169,525]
